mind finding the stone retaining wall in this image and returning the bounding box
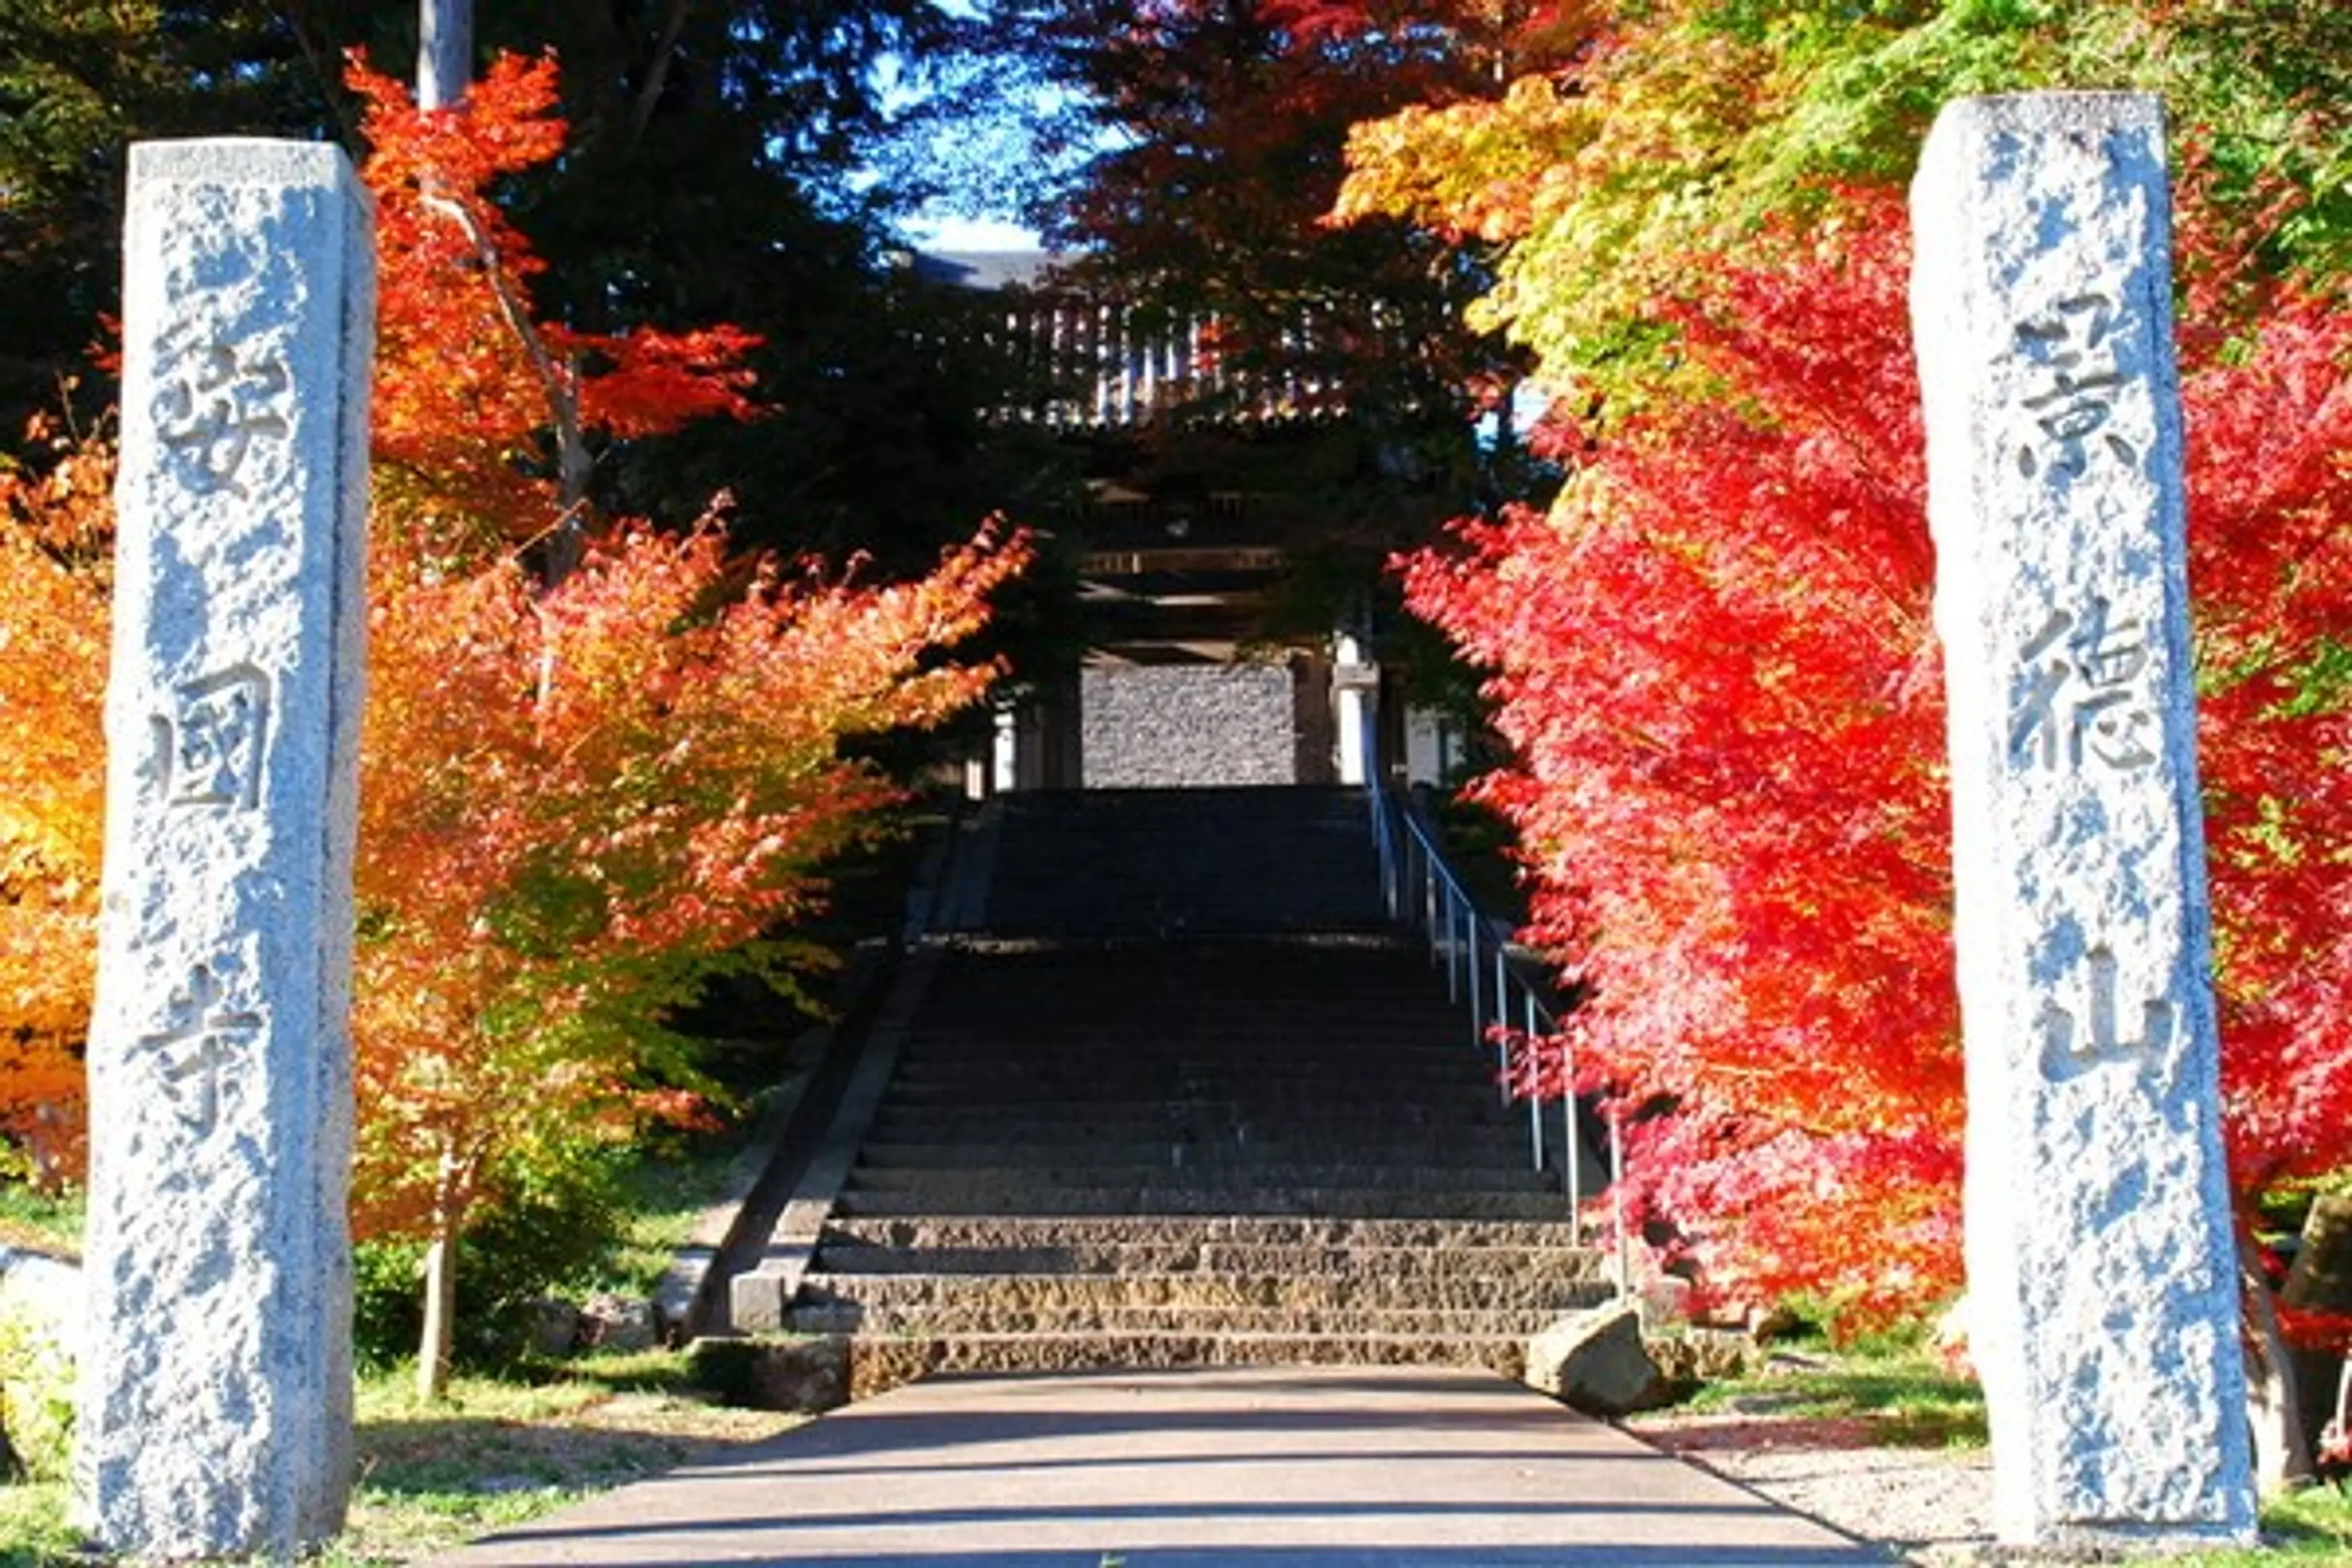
[1080,662,1299,788]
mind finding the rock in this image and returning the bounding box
[0,1247,82,1342]
[1524,1304,1666,1416]
[1647,1328,1760,1385]
[731,1336,852,1413]
[579,1293,658,1353]
[1747,1304,1806,1344]
[526,1298,581,1358]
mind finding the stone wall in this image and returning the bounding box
[1080,662,1299,788]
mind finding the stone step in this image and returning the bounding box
[787,1300,1567,1337]
[884,1048,1486,1071]
[844,1161,1560,1196]
[821,1214,1589,1251]
[818,1241,1609,1288]
[851,1139,1540,1172]
[902,1003,1471,1028]
[886,1057,1492,1083]
[861,1116,1528,1148]
[824,1329,1533,1391]
[835,1187,1577,1220]
[878,1083,1512,1114]
[798,1269,1611,1315]
[813,1239,1606,1282]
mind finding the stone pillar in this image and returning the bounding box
[80,139,372,1559]
[1332,633,1379,787]
[1911,94,2255,1549]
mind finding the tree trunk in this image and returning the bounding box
[418,0,473,112]
[2245,1232,2315,1490]
[417,1226,458,1402]
[2282,1195,2352,1469]
[416,1150,467,1402]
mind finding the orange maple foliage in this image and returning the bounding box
[352,516,1026,1251]
[0,420,113,1185]
[350,52,760,545]
[0,56,1031,1376]
[342,55,1030,1384]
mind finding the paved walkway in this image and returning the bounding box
[430,1365,1890,1567]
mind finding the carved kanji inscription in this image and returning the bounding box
[147,662,270,809]
[136,958,264,1138]
[157,340,290,499]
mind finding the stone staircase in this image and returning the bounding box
[767,786,1612,1388]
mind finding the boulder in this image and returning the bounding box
[1524,1303,1667,1416]
[753,1336,852,1413]
[1647,1327,1759,1385]
[579,1292,658,1353]
[527,1297,581,1358]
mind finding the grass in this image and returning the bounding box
[0,1352,802,1566]
[588,1116,776,1300]
[1679,1341,1990,1449]
[2139,1479,2352,1565]
[0,1188,78,1260]
[1663,1340,2352,1561]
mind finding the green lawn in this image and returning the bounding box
[0,1354,801,1567]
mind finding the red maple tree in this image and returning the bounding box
[1401,186,2352,1323]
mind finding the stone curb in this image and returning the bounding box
[652,800,979,1341]
[724,944,942,1332]
[718,796,999,1334]
[650,940,889,1342]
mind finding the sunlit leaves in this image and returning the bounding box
[351,52,759,543]
[1336,1,2352,399]
[351,516,1029,1241]
[1402,189,2352,1323]
[0,55,1032,1283]
[0,417,110,1183]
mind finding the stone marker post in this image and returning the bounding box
[1911,94,2255,1549]
[80,139,372,1559]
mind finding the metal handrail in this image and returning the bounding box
[1363,732,1630,1294]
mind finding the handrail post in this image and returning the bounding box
[1494,940,1511,1110]
[1466,912,1481,1047]
[1445,897,1459,1000]
[1524,988,1543,1170]
[1424,857,1440,964]
[1610,1106,1630,1301]
[1564,1036,1583,1245]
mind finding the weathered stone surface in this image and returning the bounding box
[1912,94,2253,1548]
[1080,661,1298,787]
[579,1293,660,1354]
[758,1337,853,1413]
[528,1299,583,1359]
[1645,1328,1760,1387]
[1524,1304,1665,1416]
[80,138,372,1559]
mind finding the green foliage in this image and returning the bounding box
[1339,0,2352,398]
[0,1479,75,1565]
[0,1300,73,1483]
[0,0,379,430]
[0,1185,75,1260]
[1684,1347,1987,1449]
[352,1156,632,1371]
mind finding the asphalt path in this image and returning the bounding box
[428,1365,1890,1567]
